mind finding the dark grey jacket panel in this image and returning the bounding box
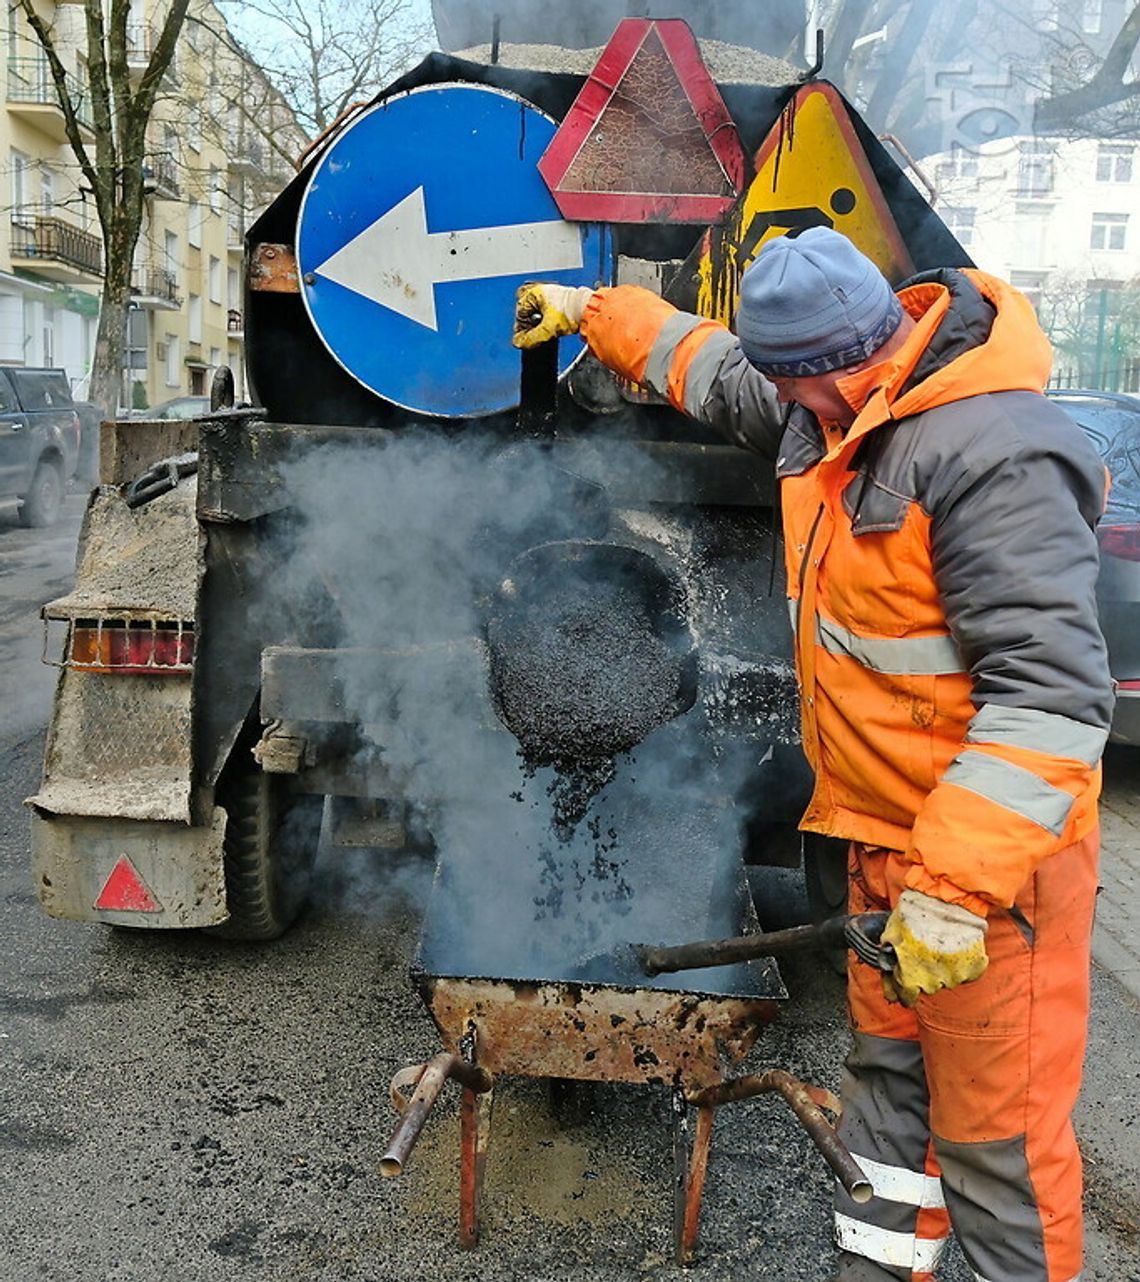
[693,343,791,460]
[921,392,1113,728]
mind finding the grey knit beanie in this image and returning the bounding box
[736,228,903,377]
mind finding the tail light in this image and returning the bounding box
[66,619,194,674]
[1097,523,1140,560]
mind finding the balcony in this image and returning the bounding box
[228,134,267,177]
[227,309,244,339]
[7,57,95,142]
[143,153,180,200]
[11,213,102,282]
[124,23,178,83]
[132,265,181,310]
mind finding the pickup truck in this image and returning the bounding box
[0,366,81,526]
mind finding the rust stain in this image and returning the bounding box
[248,242,300,293]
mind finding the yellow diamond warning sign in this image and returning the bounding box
[695,83,915,327]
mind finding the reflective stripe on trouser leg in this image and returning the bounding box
[835,847,950,1282]
[919,831,1099,1282]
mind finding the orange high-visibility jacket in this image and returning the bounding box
[580,269,1114,915]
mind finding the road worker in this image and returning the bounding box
[513,227,1113,1282]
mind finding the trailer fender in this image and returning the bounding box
[30,808,228,929]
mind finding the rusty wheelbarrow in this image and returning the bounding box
[381,909,890,1264]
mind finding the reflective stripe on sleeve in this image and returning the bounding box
[966,705,1108,766]
[816,615,967,676]
[643,312,705,396]
[847,1154,946,1209]
[681,329,740,417]
[834,1212,948,1272]
[941,750,1075,836]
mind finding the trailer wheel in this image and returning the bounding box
[212,762,323,941]
[803,834,849,975]
[18,458,64,527]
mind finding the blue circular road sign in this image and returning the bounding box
[296,83,613,419]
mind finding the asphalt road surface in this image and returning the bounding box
[1,498,1137,1281]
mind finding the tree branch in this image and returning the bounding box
[1035,0,1140,130]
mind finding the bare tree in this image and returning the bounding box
[13,0,190,416]
[1033,3,1140,133]
[219,0,432,138]
[819,0,1140,154]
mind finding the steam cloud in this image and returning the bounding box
[277,426,798,993]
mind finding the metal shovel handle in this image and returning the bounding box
[637,911,893,977]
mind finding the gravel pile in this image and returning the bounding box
[454,39,799,85]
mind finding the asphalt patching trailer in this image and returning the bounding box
[28,16,967,1262]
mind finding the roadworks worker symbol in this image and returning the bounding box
[695,82,915,326]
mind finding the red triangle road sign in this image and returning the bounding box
[94,855,162,913]
[538,19,746,224]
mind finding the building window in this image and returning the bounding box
[188,201,201,249]
[1016,140,1053,197]
[936,146,979,185]
[1033,0,1059,30]
[188,103,202,152]
[1009,271,1047,313]
[165,334,180,387]
[1096,144,1132,183]
[209,346,222,369]
[208,165,221,215]
[943,206,976,247]
[164,229,178,277]
[208,255,221,303]
[10,149,29,220]
[227,266,239,309]
[1082,0,1103,33]
[40,165,54,214]
[163,123,180,173]
[188,293,202,344]
[1091,212,1128,251]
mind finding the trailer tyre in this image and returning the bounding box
[18,458,64,527]
[212,763,323,941]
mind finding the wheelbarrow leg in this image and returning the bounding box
[672,1090,715,1266]
[459,1083,494,1248]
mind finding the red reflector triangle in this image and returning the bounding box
[94,856,162,913]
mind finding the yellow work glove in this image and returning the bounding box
[512,283,594,349]
[881,889,988,1007]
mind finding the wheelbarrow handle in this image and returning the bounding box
[636,911,895,977]
[844,912,896,973]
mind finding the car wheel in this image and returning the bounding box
[18,459,64,527]
[210,757,323,941]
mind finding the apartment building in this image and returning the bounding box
[1,1,304,407]
[1,5,100,391]
[932,134,1140,389]
[127,2,305,408]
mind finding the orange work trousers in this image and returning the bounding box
[833,832,1099,1282]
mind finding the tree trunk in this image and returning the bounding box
[89,281,129,422]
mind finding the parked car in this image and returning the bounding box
[145,394,210,420]
[0,366,81,526]
[1049,389,1140,744]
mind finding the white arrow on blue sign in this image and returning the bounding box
[296,83,614,419]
